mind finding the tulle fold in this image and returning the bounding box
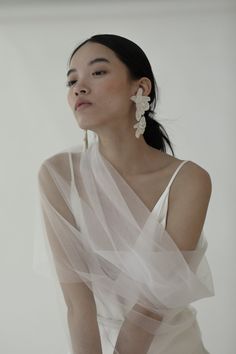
[33,141,214,354]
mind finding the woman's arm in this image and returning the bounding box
[113,163,212,354]
[38,156,103,354]
[63,282,103,354]
[114,303,162,354]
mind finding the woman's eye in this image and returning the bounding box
[66,71,106,87]
[66,80,77,87]
[92,70,106,76]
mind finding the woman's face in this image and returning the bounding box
[66,41,137,132]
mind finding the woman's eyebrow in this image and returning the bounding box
[66,57,111,77]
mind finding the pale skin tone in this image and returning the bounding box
[44,41,212,354]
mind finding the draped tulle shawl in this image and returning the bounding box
[33,141,214,354]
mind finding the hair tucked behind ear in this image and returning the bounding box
[68,34,175,156]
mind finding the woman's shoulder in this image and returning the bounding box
[167,159,212,209]
[158,150,211,177]
[39,144,82,173]
[38,148,80,185]
[39,151,68,175]
[157,151,212,198]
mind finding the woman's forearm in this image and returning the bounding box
[67,309,103,354]
[114,303,162,354]
[114,319,155,354]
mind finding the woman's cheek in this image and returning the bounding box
[100,76,125,93]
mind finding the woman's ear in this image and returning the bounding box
[137,77,152,96]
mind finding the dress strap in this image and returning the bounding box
[158,160,190,229]
[165,160,190,192]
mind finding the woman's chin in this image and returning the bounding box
[76,117,101,131]
[76,120,96,132]
[75,114,111,132]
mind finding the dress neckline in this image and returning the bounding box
[93,142,189,215]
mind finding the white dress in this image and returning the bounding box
[34,141,214,354]
[92,160,211,354]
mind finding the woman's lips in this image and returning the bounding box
[76,103,92,111]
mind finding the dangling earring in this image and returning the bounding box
[83,129,88,151]
[130,87,150,138]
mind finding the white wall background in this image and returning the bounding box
[0,0,235,353]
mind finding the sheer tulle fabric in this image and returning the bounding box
[33,141,214,354]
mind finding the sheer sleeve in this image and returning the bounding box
[34,153,89,285]
[33,151,105,354]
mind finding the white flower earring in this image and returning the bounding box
[130,87,151,138]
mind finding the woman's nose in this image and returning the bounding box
[73,83,90,96]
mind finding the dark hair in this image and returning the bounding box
[68,34,174,155]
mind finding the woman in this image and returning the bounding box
[36,34,215,354]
